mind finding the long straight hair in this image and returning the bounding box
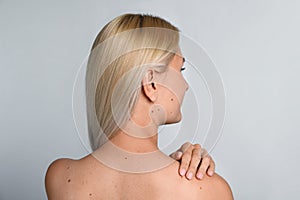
[85,14,180,151]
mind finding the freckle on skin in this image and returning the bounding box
[124,157,127,159]
[157,108,160,111]
[199,186,202,190]
[151,110,154,113]
[67,166,70,170]
[171,98,173,101]
[67,179,71,183]
[89,193,92,196]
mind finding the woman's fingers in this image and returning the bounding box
[169,150,183,160]
[207,158,215,176]
[171,142,216,180]
[179,142,202,178]
[185,146,202,180]
[180,142,193,152]
[177,142,193,176]
[170,142,191,160]
[195,149,215,179]
[203,148,215,176]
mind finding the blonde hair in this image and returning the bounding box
[85,13,180,151]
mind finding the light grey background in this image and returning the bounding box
[1,0,300,199]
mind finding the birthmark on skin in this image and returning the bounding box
[67,179,71,183]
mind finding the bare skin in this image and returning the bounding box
[45,156,232,200]
[45,53,233,199]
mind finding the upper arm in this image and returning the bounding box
[45,158,73,200]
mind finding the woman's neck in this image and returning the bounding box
[110,125,159,153]
[92,118,174,173]
[108,92,165,153]
[92,132,174,173]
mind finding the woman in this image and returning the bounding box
[45,13,233,199]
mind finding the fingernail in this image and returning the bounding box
[196,172,203,179]
[180,168,186,176]
[176,152,182,158]
[187,172,193,180]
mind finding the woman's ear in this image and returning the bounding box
[142,69,157,102]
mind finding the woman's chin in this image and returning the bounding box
[165,112,182,124]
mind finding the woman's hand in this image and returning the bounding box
[169,142,215,180]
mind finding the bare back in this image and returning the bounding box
[45,155,233,200]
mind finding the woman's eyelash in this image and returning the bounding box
[180,67,186,71]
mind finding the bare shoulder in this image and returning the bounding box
[162,161,233,200]
[198,173,234,200]
[45,158,78,199]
